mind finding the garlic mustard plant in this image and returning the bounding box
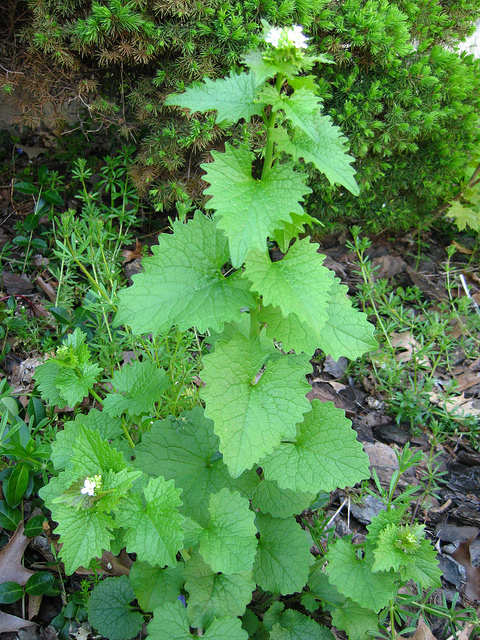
[38,24,441,640]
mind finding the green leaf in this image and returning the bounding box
[201,332,311,477]
[201,144,311,268]
[272,210,316,254]
[447,200,480,231]
[4,463,30,508]
[0,582,23,604]
[115,213,255,335]
[34,329,101,408]
[130,560,185,612]
[324,538,396,613]
[253,513,313,595]
[371,522,441,589]
[307,564,346,608]
[269,609,334,640]
[263,86,324,136]
[258,304,317,354]
[273,117,359,195]
[0,500,22,531]
[24,514,46,537]
[184,552,255,627]
[134,407,255,526]
[87,576,144,640]
[164,71,264,124]
[264,602,334,639]
[116,476,185,567]
[244,239,334,334]
[14,181,39,195]
[261,275,377,360]
[148,601,249,640]
[199,488,257,574]
[103,360,168,417]
[328,601,379,640]
[251,476,315,519]
[261,400,370,493]
[51,408,123,470]
[25,572,55,596]
[241,50,299,85]
[70,425,127,477]
[53,505,115,575]
[314,283,378,360]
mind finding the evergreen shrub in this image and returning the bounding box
[2,0,480,227]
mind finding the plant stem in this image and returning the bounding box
[261,74,283,180]
[90,388,104,407]
[121,419,135,449]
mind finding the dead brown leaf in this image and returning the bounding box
[457,623,476,640]
[0,611,35,633]
[390,331,430,367]
[28,593,42,619]
[397,615,437,640]
[450,538,480,600]
[454,371,480,393]
[0,522,35,585]
[451,240,473,255]
[36,276,56,303]
[429,392,480,419]
[122,238,143,264]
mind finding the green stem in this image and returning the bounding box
[261,74,283,181]
[90,388,104,406]
[122,418,135,449]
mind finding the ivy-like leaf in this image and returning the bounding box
[184,552,255,627]
[201,332,312,477]
[324,538,397,613]
[253,513,313,595]
[87,576,143,640]
[261,400,370,493]
[273,117,359,195]
[199,488,257,574]
[202,144,311,268]
[244,239,334,334]
[148,601,249,640]
[102,359,168,417]
[164,71,264,124]
[134,407,256,526]
[129,560,184,612]
[115,213,255,335]
[116,476,185,567]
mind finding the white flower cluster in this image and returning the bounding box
[265,25,308,50]
[80,474,102,496]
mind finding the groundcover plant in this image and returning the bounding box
[34,23,442,640]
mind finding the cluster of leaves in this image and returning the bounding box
[28,30,445,640]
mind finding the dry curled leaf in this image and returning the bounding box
[390,331,430,367]
[0,522,35,585]
[0,611,35,633]
[397,615,437,640]
[122,238,143,264]
[450,537,480,600]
